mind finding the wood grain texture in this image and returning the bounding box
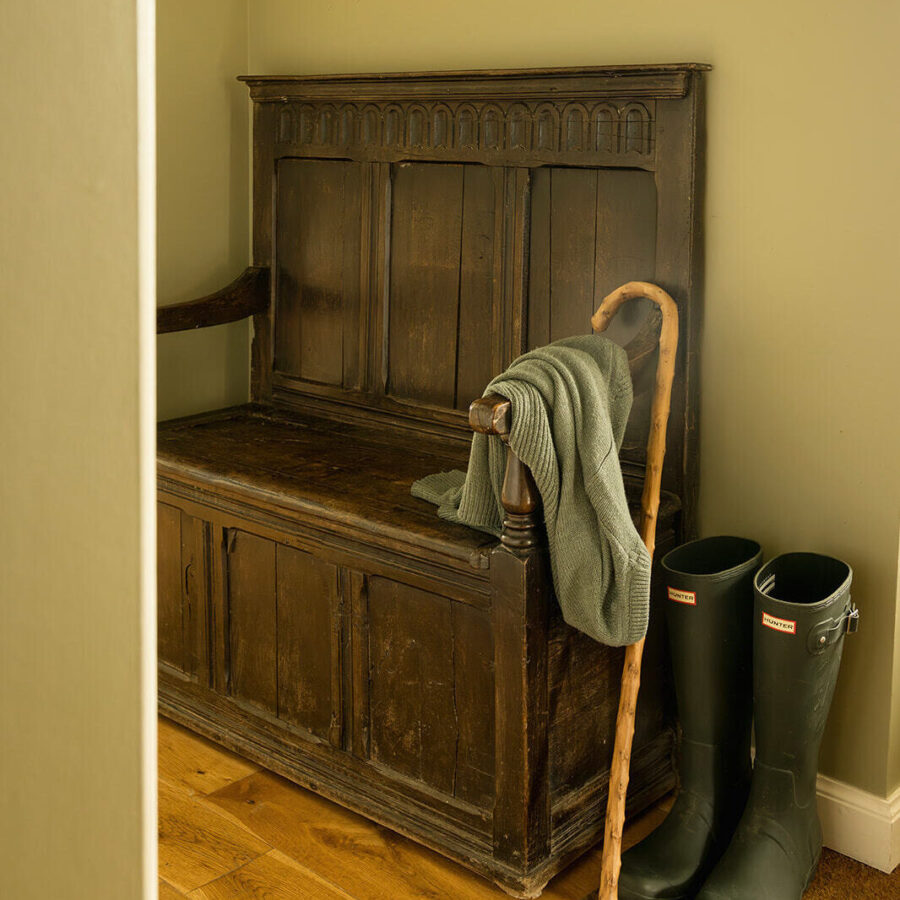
[157,267,270,334]
[158,502,184,670]
[158,716,258,798]
[188,850,352,899]
[205,771,496,900]
[387,162,464,407]
[455,165,501,410]
[226,530,277,714]
[158,778,270,894]
[159,716,676,900]
[160,880,189,900]
[592,282,679,900]
[367,577,458,795]
[276,544,339,741]
[275,160,362,386]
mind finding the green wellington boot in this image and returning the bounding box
[697,552,857,900]
[618,536,762,900]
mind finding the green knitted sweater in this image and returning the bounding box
[411,334,650,646]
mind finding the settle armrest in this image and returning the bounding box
[469,394,511,439]
[157,266,270,334]
[467,310,661,439]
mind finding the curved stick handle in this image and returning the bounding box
[594,282,679,900]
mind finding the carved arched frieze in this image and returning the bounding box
[406,105,429,149]
[563,103,589,152]
[361,104,381,145]
[315,104,336,145]
[506,103,532,151]
[431,104,453,149]
[270,97,654,160]
[338,104,358,146]
[277,104,297,143]
[383,104,404,147]
[297,104,316,144]
[534,103,560,152]
[591,103,618,153]
[621,102,652,155]
[480,104,504,151]
[456,104,478,150]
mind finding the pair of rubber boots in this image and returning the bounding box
[619,537,858,900]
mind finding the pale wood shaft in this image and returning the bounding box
[592,281,679,900]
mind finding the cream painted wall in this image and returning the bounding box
[0,2,155,899]
[245,0,900,796]
[156,0,250,421]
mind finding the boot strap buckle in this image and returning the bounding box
[807,602,859,654]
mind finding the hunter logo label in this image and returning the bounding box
[762,611,797,634]
[668,587,697,606]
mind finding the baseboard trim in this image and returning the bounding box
[817,774,900,873]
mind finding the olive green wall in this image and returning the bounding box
[244,0,900,797]
[0,2,156,898]
[156,0,250,421]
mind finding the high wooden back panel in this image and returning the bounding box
[242,65,706,531]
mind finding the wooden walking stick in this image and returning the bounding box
[592,282,679,900]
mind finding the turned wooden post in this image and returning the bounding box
[470,396,552,895]
[491,446,551,894]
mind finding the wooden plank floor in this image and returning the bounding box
[158,716,899,899]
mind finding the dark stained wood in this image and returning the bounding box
[181,512,210,685]
[275,544,339,741]
[157,267,270,334]
[226,530,277,714]
[491,540,551,882]
[456,165,502,410]
[158,502,184,670]
[451,602,495,807]
[527,166,552,350]
[387,163,464,406]
[548,167,598,342]
[654,79,705,536]
[368,578,458,795]
[469,394,511,437]
[157,64,706,897]
[274,160,362,386]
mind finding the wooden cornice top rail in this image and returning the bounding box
[157,266,270,335]
[239,64,710,103]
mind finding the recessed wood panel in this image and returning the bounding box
[367,577,494,805]
[276,545,339,742]
[387,163,499,410]
[275,159,363,387]
[226,530,277,714]
[387,163,463,407]
[158,502,184,670]
[455,166,500,410]
[158,503,208,681]
[527,166,657,348]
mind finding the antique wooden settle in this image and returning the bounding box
[156,65,706,897]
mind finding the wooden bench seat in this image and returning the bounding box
[156,65,707,897]
[159,402,682,575]
[158,404,494,570]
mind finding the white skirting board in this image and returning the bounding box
[817,774,900,873]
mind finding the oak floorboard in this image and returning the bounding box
[159,879,189,899]
[203,769,672,900]
[158,777,271,893]
[159,716,259,797]
[188,849,353,900]
[205,770,506,899]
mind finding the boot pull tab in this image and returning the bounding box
[807,601,859,654]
